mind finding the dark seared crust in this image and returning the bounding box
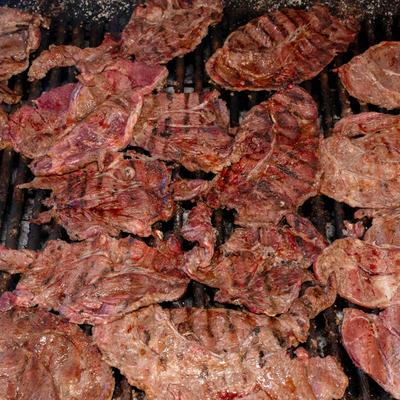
[0,307,114,399]
[338,41,400,110]
[206,4,359,91]
[122,0,223,64]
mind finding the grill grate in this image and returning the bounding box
[0,6,399,400]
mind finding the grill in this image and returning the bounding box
[0,1,399,399]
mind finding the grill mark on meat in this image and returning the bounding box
[268,12,290,38]
[275,163,313,186]
[257,15,283,44]
[206,308,215,339]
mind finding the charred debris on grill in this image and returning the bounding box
[0,1,399,399]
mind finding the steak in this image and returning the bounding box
[131,90,233,173]
[122,0,223,65]
[0,307,114,399]
[28,34,121,81]
[93,304,347,400]
[183,207,328,315]
[206,4,358,91]
[207,85,320,226]
[314,237,400,309]
[20,151,174,239]
[342,306,400,399]
[172,178,210,201]
[320,112,400,208]
[0,234,188,324]
[0,7,49,103]
[4,59,167,175]
[338,41,400,110]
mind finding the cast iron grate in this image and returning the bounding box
[0,4,399,399]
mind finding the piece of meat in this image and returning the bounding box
[172,178,210,201]
[206,4,358,91]
[6,59,167,175]
[131,90,232,173]
[0,234,188,324]
[320,112,400,208]
[20,151,174,239]
[207,85,320,226]
[355,209,400,247]
[338,41,400,110]
[342,306,400,399]
[0,107,8,148]
[0,7,49,104]
[314,237,400,309]
[93,304,347,400]
[0,307,114,399]
[183,206,327,315]
[122,0,223,65]
[28,34,121,81]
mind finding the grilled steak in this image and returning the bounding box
[338,41,400,110]
[28,34,121,81]
[207,85,320,226]
[122,0,223,65]
[94,304,347,400]
[206,4,358,91]
[355,208,400,247]
[20,151,174,239]
[4,59,167,175]
[131,91,232,173]
[0,307,114,399]
[320,112,400,208]
[0,7,49,104]
[342,305,400,399]
[315,237,400,309]
[183,205,328,315]
[0,234,188,324]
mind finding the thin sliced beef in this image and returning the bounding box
[0,307,114,399]
[314,237,400,309]
[94,304,347,400]
[20,151,174,239]
[122,0,223,65]
[354,208,400,247]
[172,178,210,201]
[131,91,232,173]
[206,4,358,91]
[0,234,188,324]
[320,112,400,208]
[0,7,49,103]
[207,86,321,226]
[28,34,121,81]
[4,59,167,175]
[338,41,400,110]
[342,306,400,399]
[182,203,328,315]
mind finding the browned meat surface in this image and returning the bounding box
[320,112,400,208]
[0,307,114,399]
[315,237,400,309]
[0,107,8,148]
[0,234,188,324]
[338,41,400,110]
[131,91,232,173]
[206,4,358,91]
[342,306,400,399]
[20,151,174,239]
[28,34,121,81]
[207,86,320,226]
[172,178,210,201]
[355,208,400,247]
[0,7,49,104]
[182,201,327,315]
[122,0,223,65]
[4,60,167,175]
[94,304,347,400]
